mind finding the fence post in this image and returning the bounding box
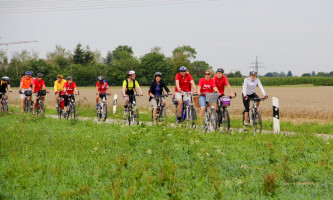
[272,97,280,133]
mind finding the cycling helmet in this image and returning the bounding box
[66,76,73,80]
[179,66,187,71]
[2,76,10,81]
[155,72,162,77]
[216,68,224,73]
[249,70,257,76]
[25,71,32,75]
[127,70,135,76]
[37,73,43,78]
[97,76,104,81]
[57,74,63,79]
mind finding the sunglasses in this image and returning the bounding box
[205,73,211,75]
[180,70,186,72]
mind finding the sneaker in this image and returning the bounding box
[176,117,182,123]
[56,105,59,111]
[244,122,248,126]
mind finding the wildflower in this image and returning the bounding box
[147,149,152,154]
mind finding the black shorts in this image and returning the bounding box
[63,95,75,106]
[242,93,259,112]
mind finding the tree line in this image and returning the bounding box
[0,44,214,87]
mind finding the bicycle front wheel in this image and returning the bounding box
[102,104,107,121]
[97,104,101,121]
[133,107,139,125]
[209,109,218,132]
[222,108,230,131]
[253,111,262,133]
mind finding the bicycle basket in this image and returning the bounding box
[206,93,220,103]
[24,90,32,96]
[38,90,46,96]
[221,97,231,106]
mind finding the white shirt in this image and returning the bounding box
[242,77,266,97]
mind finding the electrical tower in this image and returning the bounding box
[249,56,265,76]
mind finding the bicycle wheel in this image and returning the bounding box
[102,103,107,121]
[58,109,63,119]
[0,102,4,112]
[133,107,139,125]
[222,108,230,131]
[209,108,218,132]
[160,107,166,122]
[128,110,132,126]
[97,104,101,121]
[37,101,45,116]
[66,105,71,120]
[253,111,262,133]
[185,106,190,127]
[190,106,197,128]
[72,104,76,119]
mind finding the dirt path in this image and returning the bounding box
[45,114,333,141]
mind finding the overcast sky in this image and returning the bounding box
[0,0,332,76]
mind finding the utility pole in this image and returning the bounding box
[249,56,265,76]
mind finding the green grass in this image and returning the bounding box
[0,114,333,199]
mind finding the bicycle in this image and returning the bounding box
[125,94,140,126]
[35,90,49,117]
[65,94,78,120]
[151,94,169,123]
[57,92,65,119]
[217,93,236,132]
[0,91,11,112]
[173,92,197,128]
[243,97,266,133]
[97,93,110,121]
[22,90,33,113]
[202,93,220,133]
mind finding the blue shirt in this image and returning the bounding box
[154,82,162,96]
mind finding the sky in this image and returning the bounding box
[0,0,332,76]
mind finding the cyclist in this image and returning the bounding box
[197,70,219,125]
[19,71,33,112]
[175,66,196,122]
[149,72,172,122]
[54,75,66,111]
[32,73,50,113]
[63,76,79,116]
[214,68,235,97]
[122,70,143,114]
[242,70,268,127]
[0,76,12,105]
[96,76,112,109]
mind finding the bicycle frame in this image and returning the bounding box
[152,94,168,122]
[126,94,140,125]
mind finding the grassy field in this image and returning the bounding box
[0,114,333,199]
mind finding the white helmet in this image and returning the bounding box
[127,70,135,76]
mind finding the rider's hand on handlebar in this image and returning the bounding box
[264,95,268,99]
[230,92,235,98]
[140,93,143,96]
[244,95,248,100]
[168,92,172,95]
[150,94,155,98]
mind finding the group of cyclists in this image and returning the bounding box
[0,66,268,128]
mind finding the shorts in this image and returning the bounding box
[175,92,191,102]
[199,96,207,107]
[20,88,32,99]
[151,97,165,108]
[243,93,259,112]
[63,95,75,106]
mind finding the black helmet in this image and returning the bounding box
[97,76,104,81]
[2,76,10,81]
[37,73,43,78]
[66,76,73,80]
[216,68,224,73]
[155,72,162,77]
[249,70,257,76]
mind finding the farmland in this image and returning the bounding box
[1,114,333,199]
[7,86,333,122]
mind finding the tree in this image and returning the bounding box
[311,70,316,76]
[168,45,197,76]
[189,61,212,81]
[265,72,275,77]
[287,70,293,77]
[104,51,112,66]
[112,45,133,60]
[302,73,311,77]
[83,46,94,64]
[46,45,71,69]
[73,43,85,64]
[234,71,242,77]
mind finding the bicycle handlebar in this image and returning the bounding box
[249,97,266,102]
[153,94,169,98]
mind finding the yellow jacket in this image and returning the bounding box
[54,79,66,92]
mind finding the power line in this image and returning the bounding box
[249,56,265,76]
[0,0,220,14]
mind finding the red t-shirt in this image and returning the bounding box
[198,78,216,96]
[64,82,77,95]
[32,79,45,93]
[213,76,229,95]
[175,73,193,92]
[186,74,194,91]
[96,82,109,93]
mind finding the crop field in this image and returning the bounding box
[7,86,333,122]
[0,114,333,199]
